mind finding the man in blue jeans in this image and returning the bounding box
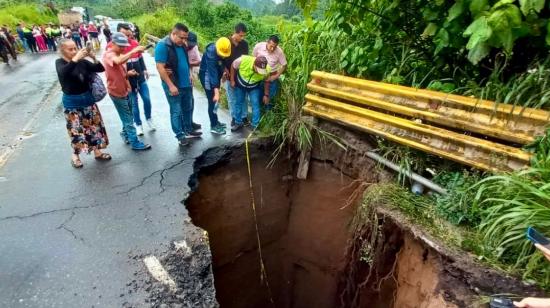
[155,23,201,146]
[102,32,151,151]
[199,37,232,135]
[230,55,271,131]
[115,23,156,136]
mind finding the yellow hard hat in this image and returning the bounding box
[216,37,231,58]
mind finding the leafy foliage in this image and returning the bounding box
[0,3,56,27]
[132,0,276,48]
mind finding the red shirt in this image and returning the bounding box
[102,49,130,97]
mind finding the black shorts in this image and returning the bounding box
[89,32,99,38]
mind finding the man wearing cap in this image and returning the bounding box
[199,37,232,135]
[230,55,271,131]
[155,23,201,146]
[186,31,202,132]
[253,35,287,108]
[115,23,156,136]
[102,32,151,151]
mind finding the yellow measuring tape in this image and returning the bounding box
[245,133,274,305]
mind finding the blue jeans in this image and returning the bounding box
[235,86,261,128]
[62,92,94,109]
[110,95,139,145]
[130,81,152,126]
[72,36,82,49]
[262,79,279,110]
[191,95,195,124]
[164,87,193,140]
[21,38,29,52]
[46,37,56,51]
[204,89,221,128]
[224,80,240,120]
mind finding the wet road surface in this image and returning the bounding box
[0,51,241,307]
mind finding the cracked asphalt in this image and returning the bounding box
[0,51,238,307]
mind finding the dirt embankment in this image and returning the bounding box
[182,135,543,308]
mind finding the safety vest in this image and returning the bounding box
[22,27,32,35]
[237,55,271,88]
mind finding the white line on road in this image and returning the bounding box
[0,82,60,169]
[143,255,177,292]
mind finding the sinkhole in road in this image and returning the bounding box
[184,141,530,308]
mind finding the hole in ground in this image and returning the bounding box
[185,142,541,308]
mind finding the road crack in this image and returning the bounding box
[56,211,85,243]
[0,157,193,221]
[159,158,192,194]
[119,158,192,196]
[0,205,97,221]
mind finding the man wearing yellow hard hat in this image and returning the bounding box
[198,37,232,135]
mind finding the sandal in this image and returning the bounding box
[71,158,83,168]
[94,153,112,161]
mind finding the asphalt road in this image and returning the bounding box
[0,50,238,307]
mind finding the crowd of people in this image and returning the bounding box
[0,21,112,65]
[55,21,287,167]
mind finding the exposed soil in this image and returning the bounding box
[180,133,544,308]
[186,141,360,308]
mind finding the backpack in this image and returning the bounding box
[89,73,107,102]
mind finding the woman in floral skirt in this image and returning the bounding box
[55,38,111,168]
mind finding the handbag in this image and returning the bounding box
[89,73,107,102]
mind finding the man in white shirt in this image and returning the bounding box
[253,35,287,107]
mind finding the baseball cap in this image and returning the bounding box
[254,56,269,75]
[112,32,130,47]
[187,32,198,48]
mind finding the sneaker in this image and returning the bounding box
[231,123,243,132]
[242,118,250,127]
[131,141,152,151]
[146,119,157,131]
[120,132,130,144]
[192,122,202,130]
[218,122,227,128]
[231,118,235,126]
[184,131,202,139]
[136,125,144,136]
[211,125,226,135]
[178,139,189,146]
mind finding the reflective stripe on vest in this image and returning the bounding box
[237,55,270,88]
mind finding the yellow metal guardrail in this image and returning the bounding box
[304,71,550,172]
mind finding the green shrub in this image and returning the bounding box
[0,4,56,28]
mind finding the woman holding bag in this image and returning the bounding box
[55,38,111,168]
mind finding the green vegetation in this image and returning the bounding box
[360,183,467,248]
[0,4,56,27]
[131,1,276,49]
